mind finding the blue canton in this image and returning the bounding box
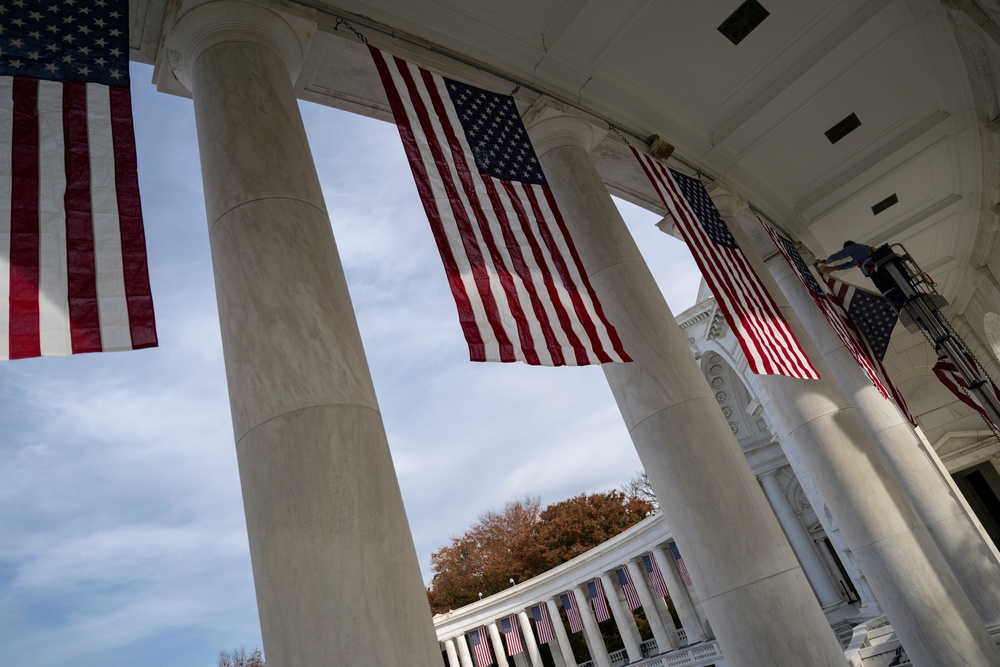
[849,289,897,361]
[777,233,825,299]
[446,77,545,185]
[0,0,128,86]
[669,168,737,248]
[501,617,513,633]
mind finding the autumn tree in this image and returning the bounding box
[427,485,655,613]
[218,645,265,667]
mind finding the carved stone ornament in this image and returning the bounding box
[711,377,725,388]
[709,364,723,376]
[715,391,728,403]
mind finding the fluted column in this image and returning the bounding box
[767,250,1000,627]
[457,635,475,667]
[759,470,843,609]
[651,547,705,644]
[573,585,611,667]
[525,105,846,667]
[488,622,508,667]
[709,189,1000,666]
[517,610,544,667]
[546,597,575,667]
[445,639,461,667]
[599,573,642,661]
[161,2,439,665]
[625,560,674,651]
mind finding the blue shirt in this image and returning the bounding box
[825,244,874,274]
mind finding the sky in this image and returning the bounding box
[0,62,702,667]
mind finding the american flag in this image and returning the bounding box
[560,592,584,633]
[633,148,817,379]
[932,344,1000,433]
[531,604,555,645]
[469,627,494,666]
[587,579,611,622]
[370,46,630,366]
[500,615,525,656]
[616,567,642,611]
[760,221,914,424]
[642,553,670,598]
[0,0,156,360]
[669,542,693,587]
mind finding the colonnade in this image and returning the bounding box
[157,2,1000,666]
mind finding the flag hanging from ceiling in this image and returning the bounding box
[642,553,670,598]
[469,627,494,666]
[531,604,555,645]
[0,0,156,360]
[560,592,584,633]
[587,579,611,622]
[616,566,642,611]
[632,147,817,379]
[760,221,914,424]
[932,344,1000,433]
[500,615,525,656]
[669,542,693,587]
[369,46,629,366]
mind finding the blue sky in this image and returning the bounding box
[0,62,702,667]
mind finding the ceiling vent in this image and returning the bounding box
[871,194,899,215]
[825,113,861,144]
[718,0,770,45]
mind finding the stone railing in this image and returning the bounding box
[640,638,658,657]
[573,639,723,667]
[610,648,628,665]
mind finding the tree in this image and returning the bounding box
[621,470,658,509]
[426,487,655,613]
[218,645,265,667]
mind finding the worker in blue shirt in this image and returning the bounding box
[817,240,905,309]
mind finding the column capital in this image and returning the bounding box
[156,0,316,95]
[706,183,749,220]
[522,98,608,157]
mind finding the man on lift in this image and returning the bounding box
[816,241,907,310]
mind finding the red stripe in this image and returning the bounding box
[109,85,157,349]
[9,77,41,359]
[63,81,102,353]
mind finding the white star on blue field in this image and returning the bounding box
[0,62,701,667]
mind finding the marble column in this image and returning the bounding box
[517,610,544,667]
[573,585,611,667]
[625,560,675,652]
[457,635,475,667]
[709,189,1000,666]
[651,547,705,644]
[525,106,846,667]
[759,470,843,609]
[767,251,1000,627]
[445,639,461,667]
[546,597,575,667]
[488,622,508,667]
[600,573,642,662]
[162,2,439,665]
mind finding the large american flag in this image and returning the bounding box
[669,542,693,587]
[500,615,525,656]
[370,46,629,366]
[469,627,494,666]
[0,0,156,360]
[633,148,817,379]
[531,604,555,645]
[932,344,1000,433]
[560,592,584,633]
[761,221,914,424]
[587,579,611,622]
[642,553,670,598]
[616,566,642,611]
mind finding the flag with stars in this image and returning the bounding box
[616,566,642,611]
[642,553,670,598]
[560,592,584,633]
[0,0,156,360]
[668,542,693,587]
[932,344,1000,434]
[761,221,913,424]
[587,579,611,622]
[633,147,818,379]
[531,604,555,645]
[369,46,629,366]
[469,627,494,666]
[500,615,525,656]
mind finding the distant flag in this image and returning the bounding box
[587,579,611,622]
[531,604,555,645]
[760,221,914,424]
[500,615,525,656]
[932,344,1000,433]
[370,46,630,366]
[0,0,157,359]
[560,592,584,633]
[469,627,494,666]
[616,567,642,611]
[633,148,817,379]
[642,553,670,598]
[669,542,693,587]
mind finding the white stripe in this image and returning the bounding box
[0,77,13,360]
[36,80,71,356]
[87,83,131,351]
